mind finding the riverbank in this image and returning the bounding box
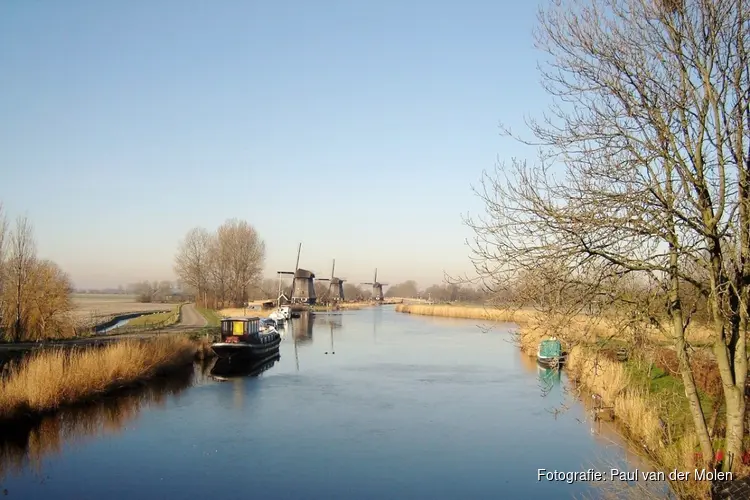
[395,303,728,499]
[0,335,202,423]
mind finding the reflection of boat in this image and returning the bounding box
[537,337,563,368]
[211,317,281,361]
[210,353,280,380]
[537,365,561,385]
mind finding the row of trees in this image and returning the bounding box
[174,219,265,309]
[384,281,491,303]
[463,0,750,473]
[127,281,182,303]
[0,204,75,341]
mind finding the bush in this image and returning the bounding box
[653,348,722,399]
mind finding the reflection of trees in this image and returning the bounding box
[312,313,342,330]
[0,365,194,480]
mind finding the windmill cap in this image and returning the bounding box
[294,269,315,278]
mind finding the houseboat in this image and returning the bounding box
[211,317,281,361]
[537,337,563,368]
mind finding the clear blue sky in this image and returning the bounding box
[0,0,546,289]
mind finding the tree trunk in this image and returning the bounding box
[723,384,745,471]
[669,244,714,465]
[674,317,714,466]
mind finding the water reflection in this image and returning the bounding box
[209,354,280,380]
[313,313,342,330]
[291,312,313,343]
[0,364,195,481]
[537,365,562,396]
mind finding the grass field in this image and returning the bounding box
[197,308,222,327]
[71,294,174,322]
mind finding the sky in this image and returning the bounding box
[0,0,547,290]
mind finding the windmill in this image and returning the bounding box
[277,243,319,305]
[361,268,388,302]
[324,259,346,303]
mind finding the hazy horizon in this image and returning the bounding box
[1,1,545,290]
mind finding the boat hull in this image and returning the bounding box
[537,356,561,369]
[211,337,281,360]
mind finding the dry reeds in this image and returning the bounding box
[395,304,715,345]
[395,303,530,323]
[193,336,216,361]
[0,336,196,422]
[218,307,272,318]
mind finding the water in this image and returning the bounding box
[99,318,131,333]
[0,306,668,499]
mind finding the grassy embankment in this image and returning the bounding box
[0,335,203,423]
[396,303,734,499]
[197,307,222,327]
[125,306,181,329]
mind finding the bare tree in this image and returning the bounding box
[129,281,159,303]
[211,219,265,307]
[7,215,36,341]
[25,260,74,339]
[0,216,73,341]
[174,220,265,309]
[466,0,750,471]
[173,227,212,307]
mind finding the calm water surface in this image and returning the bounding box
[0,306,667,499]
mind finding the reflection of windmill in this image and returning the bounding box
[362,268,388,301]
[292,312,313,343]
[277,243,318,305]
[324,321,336,355]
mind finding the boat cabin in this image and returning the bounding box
[220,317,261,341]
[538,338,562,358]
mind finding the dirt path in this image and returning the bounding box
[169,303,208,331]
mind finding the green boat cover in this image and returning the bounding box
[539,339,562,358]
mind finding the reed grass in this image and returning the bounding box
[218,307,272,318]
[395,304,715,345]
[193,335,216,361]
[0,336,197,422]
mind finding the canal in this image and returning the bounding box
[0,306,669,499]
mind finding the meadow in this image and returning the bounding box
[71,294,172,324]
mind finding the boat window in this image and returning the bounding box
[232,321,244,335]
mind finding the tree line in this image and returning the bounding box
[0,204,75,341]
[173,219,265,309]
[462,0,750,474]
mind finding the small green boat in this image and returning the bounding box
[537,337,563,368]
